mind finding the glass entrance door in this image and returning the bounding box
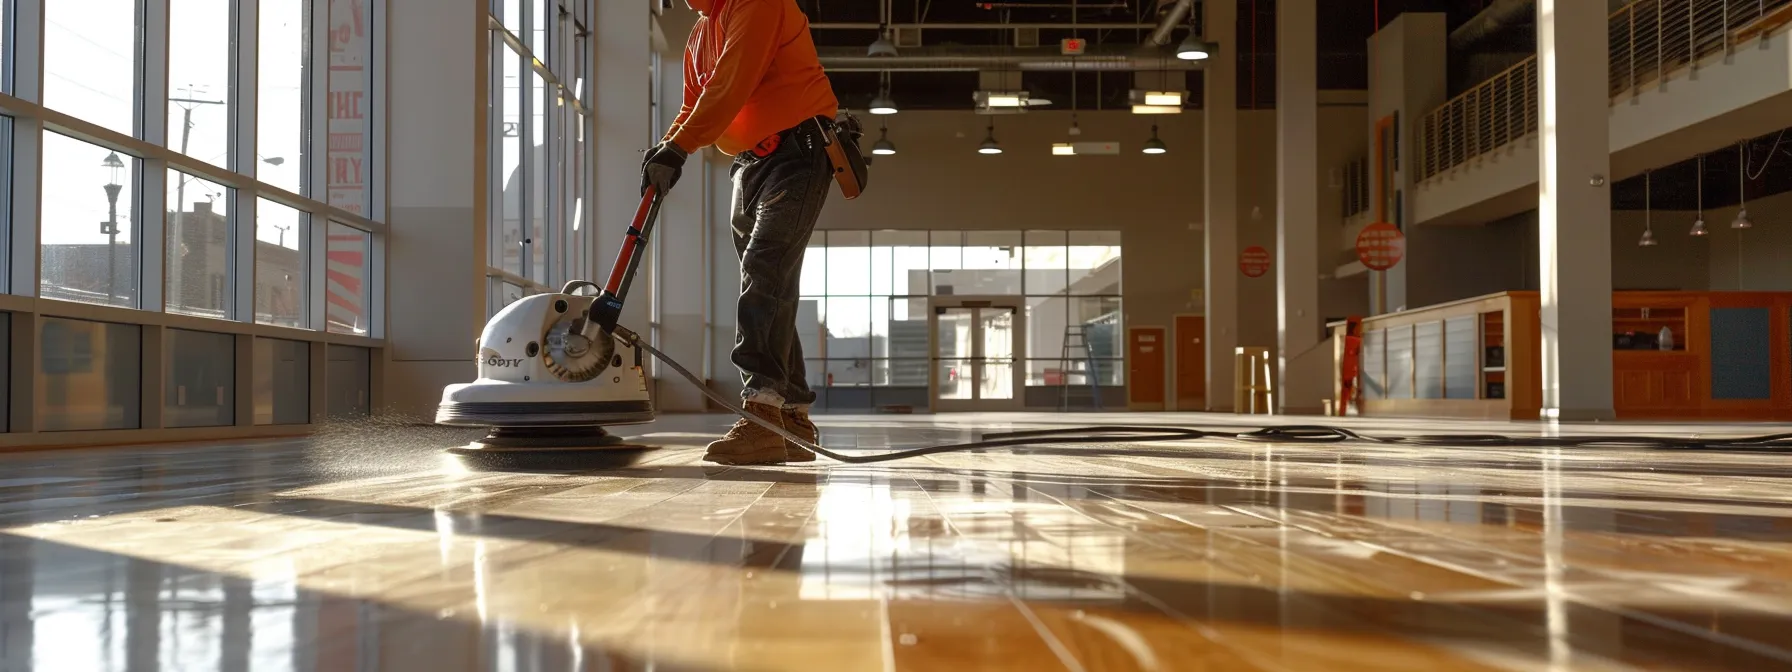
[932,299,1023,411]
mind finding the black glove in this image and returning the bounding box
[640,141,689,197]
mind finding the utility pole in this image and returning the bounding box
[169,94,226,311]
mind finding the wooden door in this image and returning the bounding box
[1128,327,1168,410]
[1174,315,1205,410]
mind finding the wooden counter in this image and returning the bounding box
[1330,291,1792,421]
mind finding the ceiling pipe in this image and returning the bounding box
[810,22,1161,30]
[1147,0,1195,46]
[816,46,1202,72]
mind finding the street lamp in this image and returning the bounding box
[100,152,125,304]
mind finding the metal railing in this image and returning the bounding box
[1420,0,1792,180]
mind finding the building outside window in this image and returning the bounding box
[799,230,1122,411]
[486,0,595,316]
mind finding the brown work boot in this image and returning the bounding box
[782,406,818,462]
[703,402,789,465]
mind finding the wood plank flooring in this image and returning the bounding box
[2,413,1791,671]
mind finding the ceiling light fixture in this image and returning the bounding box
[1143,91,1184,106]
[1142,125,1167,154]
[868,30,898,58]
[978,121,1002,155]
[1176,33,1213,61]
[872,122,896,156]
[1130,104,1182,115]
[1690,154,1707,236]
[1640,170,1657,247]
[1052,143,1076,156]
[1734,141,1754,229]
[869,91,898,115]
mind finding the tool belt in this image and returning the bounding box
[813,114,870,200]
[745,115,870,200]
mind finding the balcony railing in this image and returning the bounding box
[1419,0,1792,181]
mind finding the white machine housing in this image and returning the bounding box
[436,293,654,427]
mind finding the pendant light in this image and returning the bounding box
[1690,154,1708,236]
[1142,125,1168,154]
[869,72,898,115]
[871,121,896,156]
[1639,170,1657,247]
[978,120,1002,155]
[1176,8,1212,61]
[1733,141,1754,229]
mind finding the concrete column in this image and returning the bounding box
[1204,0,1240,412]
[1537,0,1614,420]
[652,11,709,411]
[1277,0,1324,414]
[596,0,654,332]
[384,0,484,415]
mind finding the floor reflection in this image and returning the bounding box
[3,413,1792,670]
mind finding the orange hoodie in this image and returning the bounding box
[664,0,839,157]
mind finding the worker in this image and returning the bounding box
[642,0,863,465]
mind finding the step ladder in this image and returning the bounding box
[1058,325,1105,411]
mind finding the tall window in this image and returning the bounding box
[800,230,1124,410]
[487,0,594,315]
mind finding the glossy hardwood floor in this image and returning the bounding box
[4,412,1792,671]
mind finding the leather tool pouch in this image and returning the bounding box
[816,115,869,200]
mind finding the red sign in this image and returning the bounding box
[1061,38,1086,55]
[1355,222,1407,271]
[1240,246,1271,278]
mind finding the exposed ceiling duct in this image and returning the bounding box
[1147,0,1195,47]
[816,46,1201,72]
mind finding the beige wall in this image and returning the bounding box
[815,108,1368,386]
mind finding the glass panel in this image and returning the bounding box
[259,0,311,194]
[45,0,140,136]
[826,230,871,295]
[1414,321,1444,399]
[167,172,233,318]
[1026,297,1068,384]
[873,230,926,296]
[1711,307,1772,400]
[1072,296,1122,358]
[886,296,928,361]
[327,345,372,418]
[257,200,308,328]
[802,358,825,390]
[325,222,371,335]
[41,134,138,308]
[38,318,141,431]
[978,307,1016,401]
[254,337,310,425]
[826,359,871,387]
[799,231,826,296]
[1386,326,1414,399]
[165,329,234,428]
[1444,316,1477,399]
[936,307,973,360]
[529,71,549,281]
[889,358,927,387]
[168,0,233,168]
[887,231,931,296]
[529,0,548,55]
[928,231,962,295]
[938,359,972,400]
[1068,231,1121,294]
[502,0,520,29]
[1024,230,1068,296]
[328,0,373,215]
[824,297,872,360]
[497,44,524,275]
[1360,329,1386,400]
[959,231,1022,295]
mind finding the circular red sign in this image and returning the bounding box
[1240,246,1271,278]
[1355,222,1406,271]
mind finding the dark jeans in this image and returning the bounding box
[729,118,832,406]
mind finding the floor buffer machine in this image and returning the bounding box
[434,188,669,452]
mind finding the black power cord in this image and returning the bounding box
[624,333,1792,463]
